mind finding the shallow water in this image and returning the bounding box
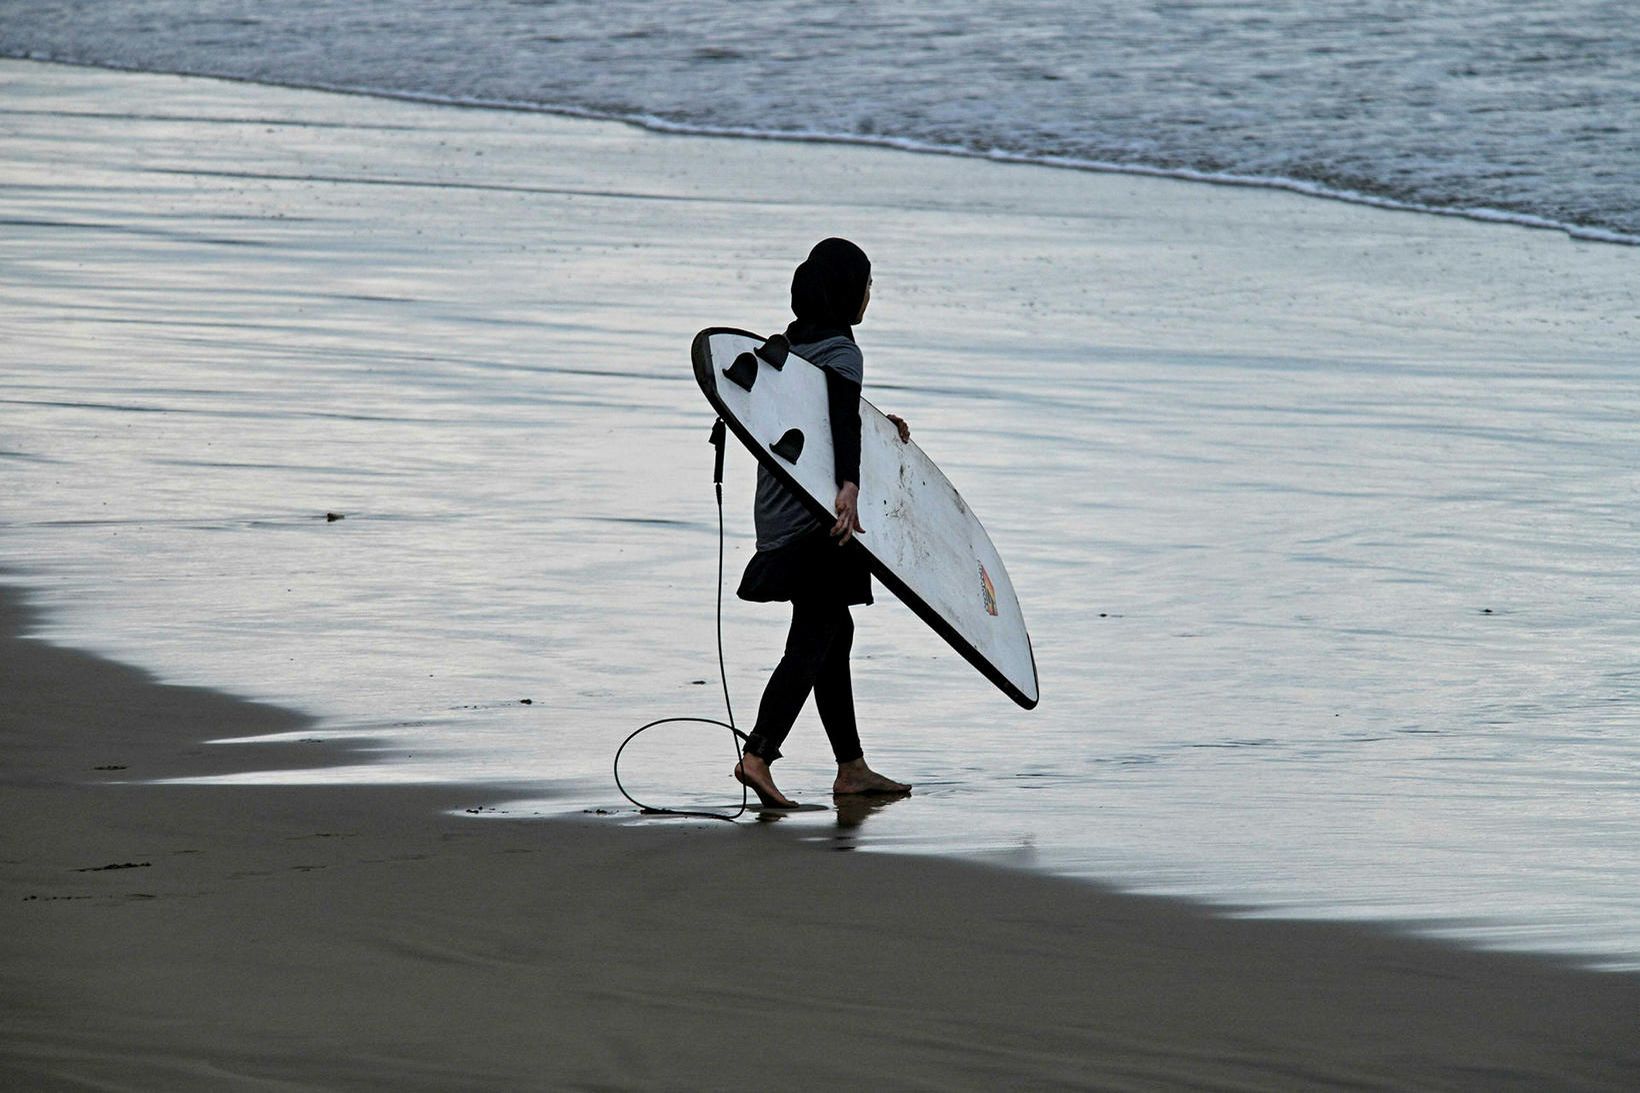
[3,63,1639,969]
[3,0,1638,241]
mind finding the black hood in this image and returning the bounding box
[785,237,870,345]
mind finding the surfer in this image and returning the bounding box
[733,238,913,809]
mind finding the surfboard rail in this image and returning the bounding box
[692,326,1039,710]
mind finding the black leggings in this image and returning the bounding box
[741,600,863,765]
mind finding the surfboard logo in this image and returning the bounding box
[979,562,998,616]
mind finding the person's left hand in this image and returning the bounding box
[886,413,911,443]
[832,481,864,544]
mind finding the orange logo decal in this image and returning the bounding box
[979,563,998,616]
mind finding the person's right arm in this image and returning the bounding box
[824,368,864,543]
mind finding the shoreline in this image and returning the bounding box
[6,582,1640,1087]
[8,53,1636,248]
[3,53,1639,974]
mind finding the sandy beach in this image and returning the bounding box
[6,576,1640,1089]
[5,58,1640,1087]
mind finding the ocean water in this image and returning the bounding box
[2,0,1637,243]
[3,46,1639,976]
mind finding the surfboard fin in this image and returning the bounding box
[755,334,789,369]
[770,428,804,463]
[723,352,759,391]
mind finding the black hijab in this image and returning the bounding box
[785,237,871,346]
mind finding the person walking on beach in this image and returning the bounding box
[733,238,912,809]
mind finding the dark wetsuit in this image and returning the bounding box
[736,335,871,765]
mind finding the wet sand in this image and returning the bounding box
[5,575,1640,1087]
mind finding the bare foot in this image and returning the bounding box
[833,758,911,795]
[735,755,799,808]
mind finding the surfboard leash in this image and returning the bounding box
[610,418,752,822]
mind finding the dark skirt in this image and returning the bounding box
[737,526,874,606]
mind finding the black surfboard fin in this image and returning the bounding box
[755,334,789,369]
[723,351,758,391]
[770,428,804,463]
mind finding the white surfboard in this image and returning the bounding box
[692,327,1038,710]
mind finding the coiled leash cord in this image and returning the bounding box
[611,419,751,822]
